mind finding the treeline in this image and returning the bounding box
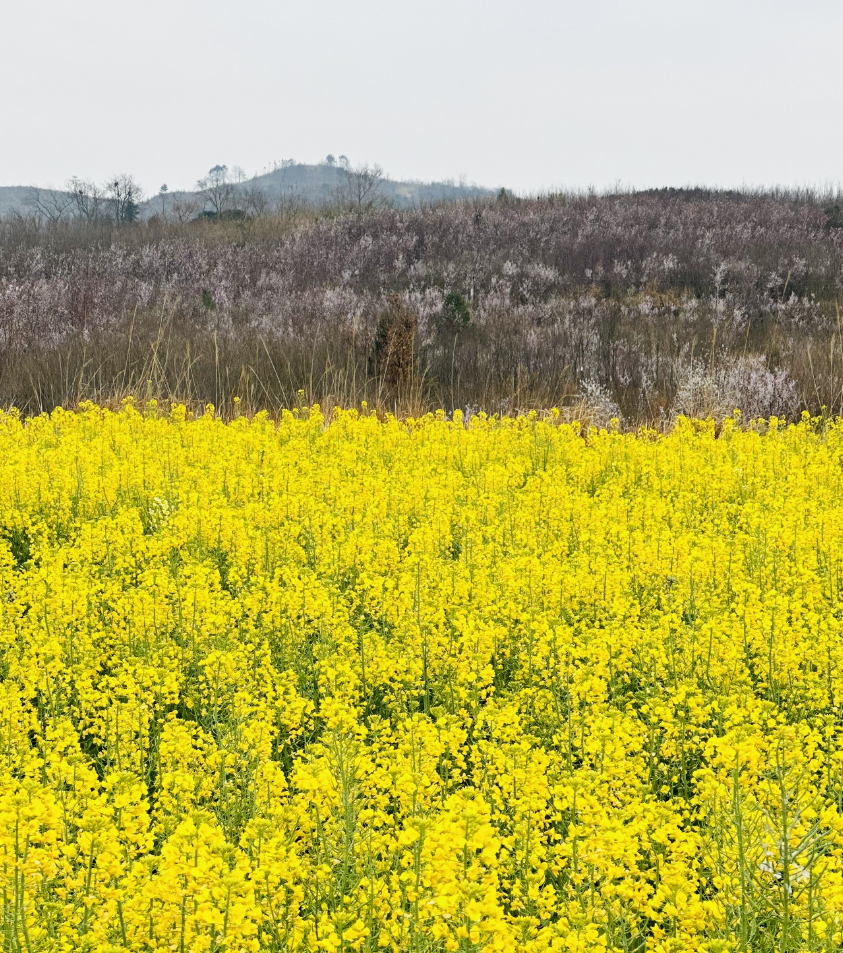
[19,160,395,226]
[2,187,843,422]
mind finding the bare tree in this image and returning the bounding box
[106,174,144,223]
[24,187,73,222]
[338,163,389,213]
[68,177,106,222]
[274,185,307,216]
[243,185,270,218]
[172,197,200,223]
[196,165,234,216]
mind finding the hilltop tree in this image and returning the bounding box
[68,178,106,222]
[24,188,73,222]
[196,165,234,216]
[172,197,199,223]
[106,174,143,223]
[338,163,388,214]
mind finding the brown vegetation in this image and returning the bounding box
[2,187,843,422]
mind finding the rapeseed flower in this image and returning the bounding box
[0,404,842,950]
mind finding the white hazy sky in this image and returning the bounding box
[2,0,841,196]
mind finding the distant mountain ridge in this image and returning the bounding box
[0,163,497,220]
[241,163,494,207]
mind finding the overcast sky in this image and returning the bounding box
[2,0,841,196]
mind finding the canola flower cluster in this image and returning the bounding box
[2,402,843,952]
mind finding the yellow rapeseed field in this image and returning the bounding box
[2,402,843,953]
